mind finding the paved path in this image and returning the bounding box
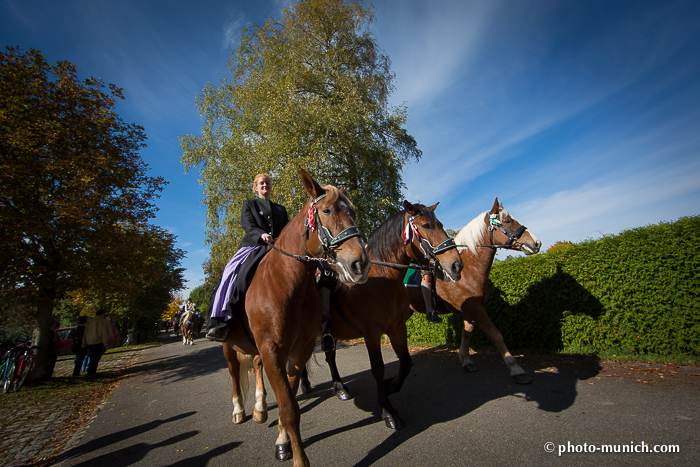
[0,347,142,467]
[43,336,700,466]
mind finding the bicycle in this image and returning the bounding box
[1,339,37,394]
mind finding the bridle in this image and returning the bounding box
[401,211,458,279]
[480,212,528,250]
[266,193,363,264]
[404,212,457,260]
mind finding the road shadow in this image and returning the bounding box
[112,338,226,384]
[48,412,200,466]
[301,346,601,466]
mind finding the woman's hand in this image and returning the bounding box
[261,233,274,244]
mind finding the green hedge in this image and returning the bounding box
[405,216,700,356]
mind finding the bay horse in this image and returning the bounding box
[407,198,541,383]
[222,170,370,467]
[301,201,463,430]
[180,308,197,346]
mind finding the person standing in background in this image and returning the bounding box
[71,316,88,376]
[82,309,113,378]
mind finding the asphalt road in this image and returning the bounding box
[56,335,699,467]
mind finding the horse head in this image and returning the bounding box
[403,200,463,282]
[300,170,371,284]
[486,198,541,255]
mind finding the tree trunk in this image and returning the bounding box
[27,298,55,383]
[131,316,139,344]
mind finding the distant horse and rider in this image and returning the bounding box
[180,300,205,345]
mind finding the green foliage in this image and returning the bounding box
[0,47,184,377]
[189,283,214,314]
[180,0,420,281]
[412,216,700,357]
[406,312,463,348]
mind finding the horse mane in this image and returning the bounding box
[368,203,438,262]
[454,211,488,255]
[454,206,510,255]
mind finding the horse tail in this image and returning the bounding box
[237,353,253,406]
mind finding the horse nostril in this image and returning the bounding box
[352,258,366,275]
[452,261,462,274]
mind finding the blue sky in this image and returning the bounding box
[3,0,699,300]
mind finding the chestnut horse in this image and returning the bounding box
[301,201,463,430]
[407,198,541,383]
[180,309,197,346]
[222,170,370,467]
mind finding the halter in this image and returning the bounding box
[267,193,363,264]
[483,212,528,249]
[404,212,457,260]
[304,193,363,255]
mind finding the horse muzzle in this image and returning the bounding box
[335,250,371,284]
[438,256,463,282]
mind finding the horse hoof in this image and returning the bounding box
[512,374,533,385]
[382,410,404,430]
[233,412,247,424]
[332,383,352,401]
[275,442,293,461]
[301,381,313,394]
[462,364,479,373]
[253,409,268,424]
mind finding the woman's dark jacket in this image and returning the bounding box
[239,198,289,247]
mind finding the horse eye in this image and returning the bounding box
[323,209,332,215]
[422,223,431,230]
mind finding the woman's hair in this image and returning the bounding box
[252,173,271,194]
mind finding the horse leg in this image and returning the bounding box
[223,346,252,424]
[299,365,312,394]
[385,324,413,397]
[458,318,478,372]
[252,355,268,423]
[324,348,352,400]
[260,350,309,467]
[471,304,531,384]
[365,336,403,430]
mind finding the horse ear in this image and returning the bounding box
[428,202,439,212]
[339,188,347,195]
[300,169,323,199]
[403,200,419,216]
[490,198,499,215]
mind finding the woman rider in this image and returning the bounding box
[206,173,289,340]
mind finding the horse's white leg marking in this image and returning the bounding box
[276,425,290,446]
[255,385,268,414]
[503,351,526,377]
[232,395,245,418]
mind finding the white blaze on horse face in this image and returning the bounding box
[522,231,541,254]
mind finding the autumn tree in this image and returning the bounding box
[180,0,421,278]
[0,47,182,380]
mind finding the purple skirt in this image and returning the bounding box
[209,246,260,321]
